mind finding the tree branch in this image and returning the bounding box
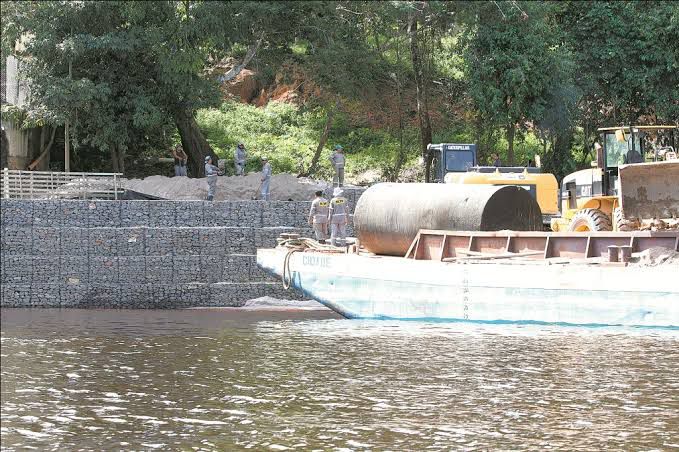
[219,32,264,83]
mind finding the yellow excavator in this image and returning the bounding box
[550,125,679,232]
[426,143,559,227]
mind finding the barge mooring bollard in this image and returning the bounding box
[608,245,620,262]
[619,245,632,263]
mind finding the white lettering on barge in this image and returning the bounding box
[302,255,331,268]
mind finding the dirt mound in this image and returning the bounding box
[254,63,324,107]
[123,172,333,201]
[631,247,679,266]
[222,68,261,103]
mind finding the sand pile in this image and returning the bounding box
[123,172,333,201]
[631,247,679,267]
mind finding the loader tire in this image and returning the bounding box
[613,207,636,231]
[568,208,612,232]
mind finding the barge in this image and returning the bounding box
[256,230,679,327]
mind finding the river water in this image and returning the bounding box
[2,307,678,450]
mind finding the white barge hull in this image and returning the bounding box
[257,249,679,327]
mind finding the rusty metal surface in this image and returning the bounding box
[354,183,542,257]
[619,161,679,219]
[405,230,679,261]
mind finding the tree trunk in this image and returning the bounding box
[110,146,126,173]
[111,147,120,173]
[301,99,339,177]
[554,128,574,182]
[475,116,484,164]
[506,123,516,166]
[174,108,216,177]
[118,147,125,174]
[392,43,406,182]
[27,126,56,171]
[409,12,433,181]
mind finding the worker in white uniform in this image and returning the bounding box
[234,142,246,176]
[260,156,272,201]
[329,144,346,187]
[308,190,329,243]
[328,187,349,247]
[204,156,221,201]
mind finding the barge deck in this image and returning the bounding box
[257,231,679,327]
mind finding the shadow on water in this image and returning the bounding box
[1,306,342,337]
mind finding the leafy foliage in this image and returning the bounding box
[196,100,420,182]
[561,1,679,124]
[2,0,676,182]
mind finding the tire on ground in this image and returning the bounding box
[568,208,612,232]
[613,207,637,231]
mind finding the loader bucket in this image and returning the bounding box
[619,161,679,219]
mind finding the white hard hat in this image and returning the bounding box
[333,187,343,197]
[261,156,268,160]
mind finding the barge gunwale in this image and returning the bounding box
[405,230,679,262]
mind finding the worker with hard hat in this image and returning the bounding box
[329,144,346,187]
[328,187,349,247]
[204,155,221,201]
[260,156,272,201]
[308,190,330,243]
[234,142,246,176]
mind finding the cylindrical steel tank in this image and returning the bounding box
[354,183,543,256]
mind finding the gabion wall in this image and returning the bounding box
[0,188,364,308]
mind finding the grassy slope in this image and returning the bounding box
[197,100,422,183]
[196,99,552,184]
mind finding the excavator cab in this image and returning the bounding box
[425,143,477,183]
[551,125,679,232]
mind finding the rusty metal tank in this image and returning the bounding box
[353,183,543,256]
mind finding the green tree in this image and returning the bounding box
[562,1,679,126]
[1,1,316,175]
[462,1,567,166]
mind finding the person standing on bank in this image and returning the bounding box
[260,156,272,201]
[308,190,329,243]
[234,142,246,176]
[172,144,188,176]
[491,153,502,167]
[329,144,345,187]
[328,187,349,247]
[204,156,221,201]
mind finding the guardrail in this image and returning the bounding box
[1,168,124,200]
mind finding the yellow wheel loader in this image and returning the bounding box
[550,125,679,232]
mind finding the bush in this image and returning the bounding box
[196,101,421,182]
[196,100,555,183]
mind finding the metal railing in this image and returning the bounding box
[1,168,124,200]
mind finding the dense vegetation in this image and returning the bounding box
[2,1,677,183]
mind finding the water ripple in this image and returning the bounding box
[2,308,678,450]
